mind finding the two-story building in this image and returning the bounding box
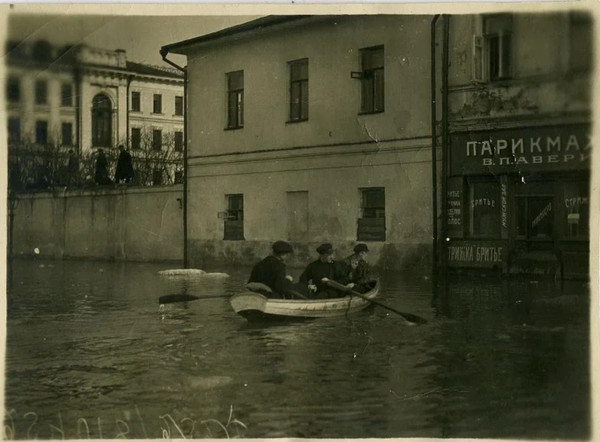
[6,41,185,186]
[442,12,592,279]
[162,15,436,270]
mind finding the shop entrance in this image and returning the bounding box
[515,195,554,250]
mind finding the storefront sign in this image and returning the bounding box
[450,125,591,175]
[447,240,506,268]
[447,177,463,237]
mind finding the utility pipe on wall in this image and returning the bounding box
[160,49,188,268]
[441,15,450,275]
[431,14,441,284]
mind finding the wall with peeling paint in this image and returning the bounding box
[12,186,183,262]
[447,13,591,127]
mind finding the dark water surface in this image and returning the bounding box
[5,259,590,439]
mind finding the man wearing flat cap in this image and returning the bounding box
[248,241,295,298]
[299,243,351,298]
[343,243,372,293]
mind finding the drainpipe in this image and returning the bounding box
[126,75,132,149]
[74,66,81,158]
[431,14,441,288]
[441,15,450,275]
[160,48,188,268]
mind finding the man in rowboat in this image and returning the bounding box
[247,241,296,298]
[299,243,353,299]
[342,243,372,293]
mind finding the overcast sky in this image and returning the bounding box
[7,13,259,66]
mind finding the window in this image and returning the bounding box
[175,96,184,116]
[92,94,112,147]
[61,83,72,107]
[152,169,163,185]
[226,71,244,129]
[153,94,162,114]
[569,12,592,73]
[152,129,162,151]
[563,181,589,239]
[8,117,20,143]
[289,58,308,122]
[174,131,183,152]
[224,194,244,240]
[35,120,48,145]
[35,80,48,105]
[174,170,184,184]
[61,122,73,146]
[468,180,501,238]
[7,77,20,102]
[360,46,384,113]
[131,128,141,150]
[357,187,385,241]
[131,91,141,112]
[474,14,512,82]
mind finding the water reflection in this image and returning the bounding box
[4,259,590,439]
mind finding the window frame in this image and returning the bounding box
[466,178,502,240]
[226,70,244,130]
[61,122,73,146]
[153,94,162,114]
[8,117,21,143]
[131,127,141,150]
[175,96,184,116]
[35,79,48,105]
[224,193,245,240]
[131,91,141,112]
[7,76,20,102]
[61,83,73,107]
[473,14,513,82]
[35,120,48,145]
[152,129,162,151]
[359,45,385,114]
[288,58,309,122]
[357,187,386,241]
[174,131,183,152]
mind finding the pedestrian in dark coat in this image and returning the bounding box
[94,149,111,185]
[115,145,134,184]
[343,243,372,293]
[299,243,352,299]
[67,149,79,187]
[248,241,295,298]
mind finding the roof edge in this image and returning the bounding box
[161,15,311,55]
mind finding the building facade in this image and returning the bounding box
[164,15,436,270]
[6,41,185,186]
[443,12,592,279]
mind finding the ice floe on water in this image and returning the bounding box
[158,269,230,277]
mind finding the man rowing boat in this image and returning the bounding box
[342,243,372,293]
[247,240,295,298]
[299,243,353,299]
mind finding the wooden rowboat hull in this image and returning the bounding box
[230,281,380,320]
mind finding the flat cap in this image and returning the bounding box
[272,240,293,254]
[353,243,369,253]
[316,243,334,255]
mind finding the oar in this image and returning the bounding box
[324,279,427,325]
[158,293,231,304]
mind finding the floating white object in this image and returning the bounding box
[34,247,40,254]
[158,269,207,276]
[157,269,230,278]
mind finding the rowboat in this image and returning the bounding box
[230,280,379,320]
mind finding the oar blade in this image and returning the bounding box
[159,294,200,304]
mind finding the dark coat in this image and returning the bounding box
[299,259,350,297]
[343,254,371,285]
[115,150,134,183]
[248,255,291,298]
[94,152,111,185]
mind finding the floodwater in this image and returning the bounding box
[5,258,590,439]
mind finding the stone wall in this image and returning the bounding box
[11,186,183,262]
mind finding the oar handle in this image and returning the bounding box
[323,279,427,325]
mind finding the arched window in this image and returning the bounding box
[92,94,112,147]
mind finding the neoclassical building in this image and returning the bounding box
[6,40,185,185]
